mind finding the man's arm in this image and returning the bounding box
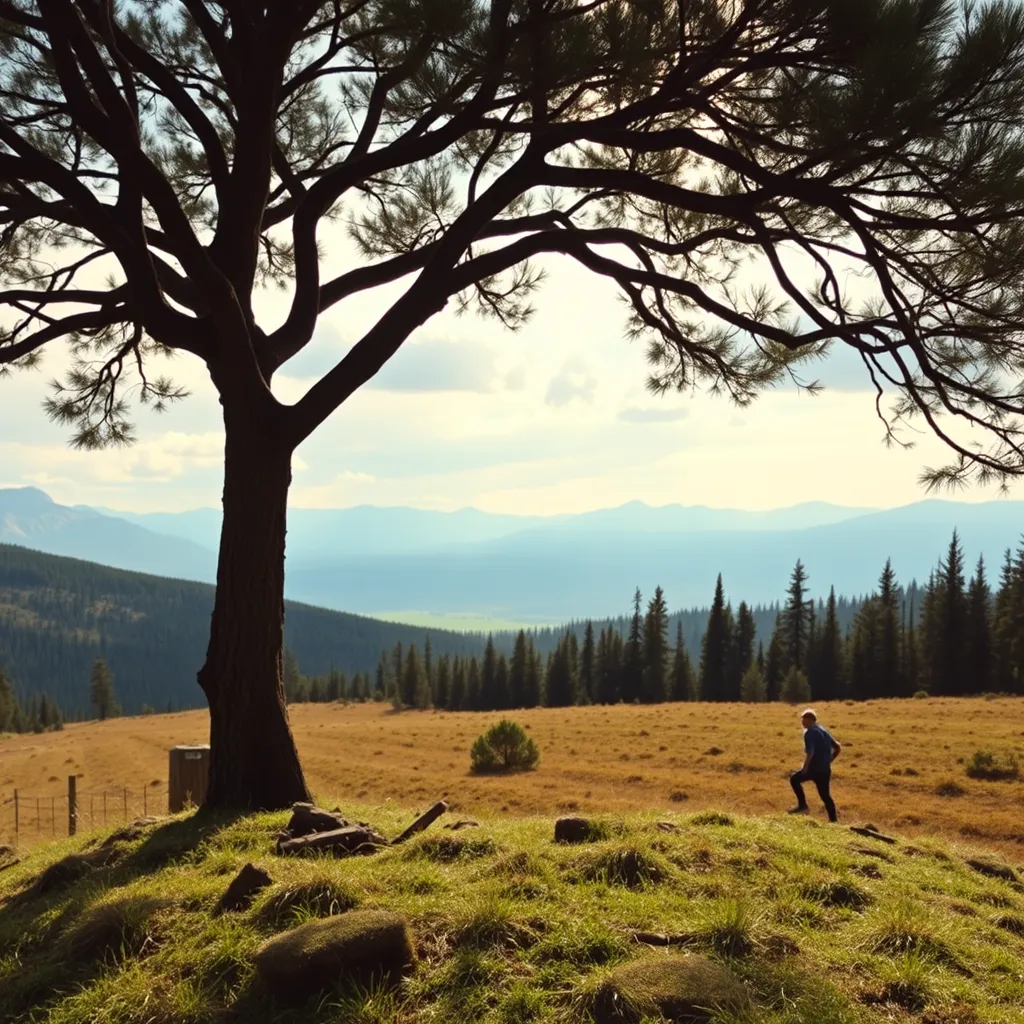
[831,738,842,762]
[801,732,813,772]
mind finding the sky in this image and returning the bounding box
[0,250,1018,516]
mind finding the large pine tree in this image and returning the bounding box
[641,587,670,703]
[965,556,993,695]
[622,589,644,703]
[782,560,813,673]
[699,575,731,702]
[671,622,696,702]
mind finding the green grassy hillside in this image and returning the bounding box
[0,543,483,715]
[1,807,1022,1023]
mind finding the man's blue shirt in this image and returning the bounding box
[803,724,834,775]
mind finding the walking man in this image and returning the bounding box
[789,708,840,822]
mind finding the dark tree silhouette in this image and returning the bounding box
[4,1,1024,806]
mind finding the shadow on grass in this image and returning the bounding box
[0,807,245,1023]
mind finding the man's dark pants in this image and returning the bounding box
[790,770,837,822]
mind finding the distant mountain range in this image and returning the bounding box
[3,486,1023,622]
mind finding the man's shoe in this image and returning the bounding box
[787,806,809,815]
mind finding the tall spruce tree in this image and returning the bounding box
[877,559,903,698]
[481,636,498,710]
[671,622,696,702]
[965,556,993,695]
[509,631,530,708]
[782,561,813,673]
[764,618,787,703]
[89,658,118,721]
[545,631,578,707]
[641,587,670,702]
[622,589,644,702]
[811,587,844,701]
[580,621,596,705]
[699,575,731,701]
[726,601,756,702]
[935,531,969,695]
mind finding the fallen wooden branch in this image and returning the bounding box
[391,800,448,845]
[276,825,386,857]
[849,826,898,844]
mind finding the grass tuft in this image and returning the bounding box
[402,832,498,863]
[256,874,359,926]
[690,811,733,826]
[568,844,668,888]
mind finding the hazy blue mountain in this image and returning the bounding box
[6,487,1023,623]
[2,487,215,582]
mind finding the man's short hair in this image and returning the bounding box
[800,708,817,721]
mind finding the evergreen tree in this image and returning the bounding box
[401,644,425,707]
[595,627,620,704]
[782,560,813,672]
[764,618,786,702]
[434,656,451,710]
[641,587,670,702]
[877,559,903,697]
[933,531,969,695]
[423,637,434,699]
[0,668,19,733]
[580,621,596,704]
[392,641,405,695]
[965,556,993,695]
[622,588,644,702]
[700,576,731,701]
[904,595,920,694]
[89,659,119,721]
[781,666,812,704]
[546,631,578,707]
[466,658,482,711]
[449,658,467,711]
[525,644,544,708]
[671,622,696,701]
[481,635,499,710]
[740,663,767,702]
[811,587,844,701]
[726,601,756,701]
[509,631,530,708]
[992,549,1018,693]
[495,654,512,711]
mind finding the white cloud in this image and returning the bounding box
[545,356,598,407]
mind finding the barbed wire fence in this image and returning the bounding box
[1,780,169,851]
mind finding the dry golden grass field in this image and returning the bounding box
[2,697,1023,858]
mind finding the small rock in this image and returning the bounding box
[254,909,415,999]
[217,863,272,913]
[276,825,387,858]
[443,819,480,831]
[590,953,748,1023]
[655,821,680,833]
[285,803,349,839]
[554,816,600,844]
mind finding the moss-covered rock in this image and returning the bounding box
[254,909,414,999]
[589,953,748,1023]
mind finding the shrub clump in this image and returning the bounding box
[570,845,667,888]
[935,779,967,798]
[470,719,539,774]
[964,750,1020,781]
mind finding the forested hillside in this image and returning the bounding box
[0,544,484,716]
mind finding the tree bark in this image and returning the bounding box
[197,420,311,810]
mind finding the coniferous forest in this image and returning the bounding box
[2,530,1023,731]
[289,530,1024,710]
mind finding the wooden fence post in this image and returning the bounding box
[68,776,77,836]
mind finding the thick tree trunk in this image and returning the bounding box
[197,423,311,810]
